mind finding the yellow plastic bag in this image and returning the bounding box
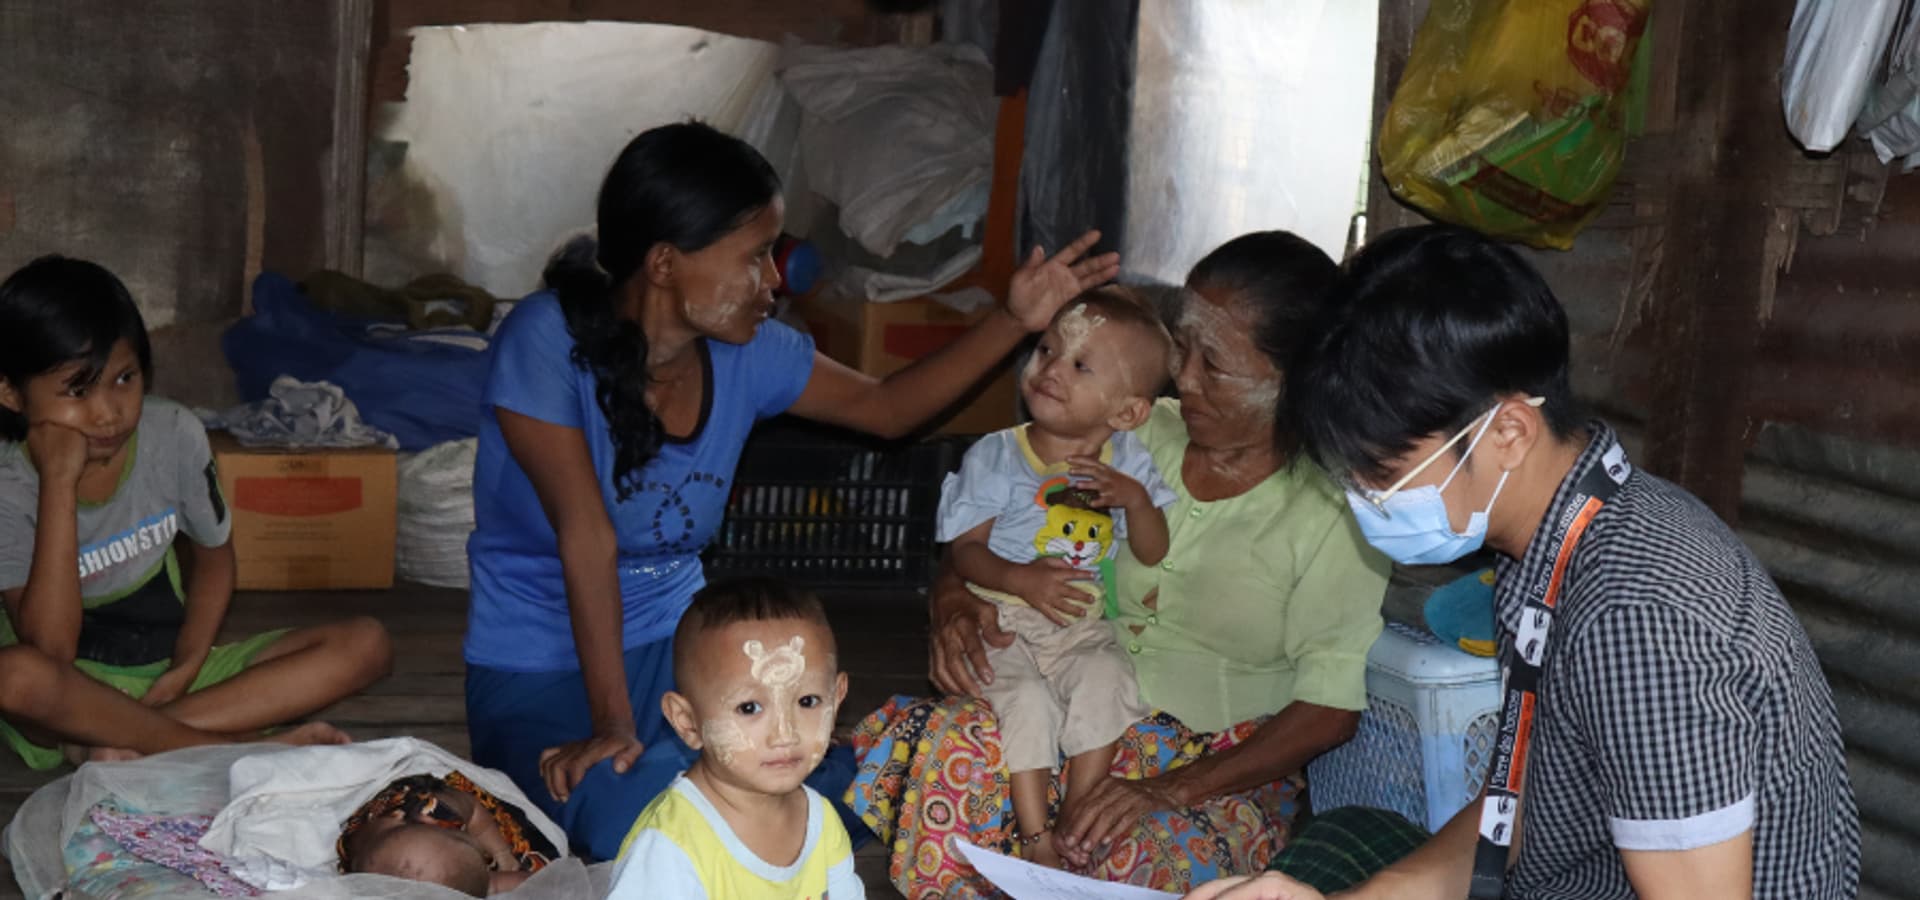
[1380,0,1651,249]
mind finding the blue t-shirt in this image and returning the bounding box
[465,295,816,671]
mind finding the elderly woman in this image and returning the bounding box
[847,231,1392,897]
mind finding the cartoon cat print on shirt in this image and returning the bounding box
[1032,482,1112,570]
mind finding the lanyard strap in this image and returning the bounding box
[1467,445,1626,898]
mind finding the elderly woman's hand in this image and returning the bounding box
[1005,230,1122,332]
[1182,872,1330,900]
[1054,769,1191,866]
[929,569,1015,697]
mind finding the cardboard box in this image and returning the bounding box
[210,434,397,590]
[793,279,1020,436]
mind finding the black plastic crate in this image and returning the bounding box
[706,417,967,589]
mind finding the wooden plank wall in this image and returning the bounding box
[0,1,369,410]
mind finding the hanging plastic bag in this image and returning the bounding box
[1783,0,1903,153]
[1380,0,1652,250]
[1860,1,1920,168]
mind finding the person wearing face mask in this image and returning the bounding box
[847,232,1393,897]
[462,121,1119,862]
[1184,225,1858,900]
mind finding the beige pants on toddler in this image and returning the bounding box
[979,602,1149,774]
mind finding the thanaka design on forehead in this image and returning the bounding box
[747,636,805,684]
[1053,304,1106,354]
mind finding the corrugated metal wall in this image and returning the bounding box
[1521,171,1920,899]
[1744,425,1920,900]
[1739,174,1920,900]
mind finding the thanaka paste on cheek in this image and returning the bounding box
[701,717,751,766]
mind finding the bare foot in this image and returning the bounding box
[61,744,142,766]
[268,721,352,747]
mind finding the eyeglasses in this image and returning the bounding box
[1355,396,1545,515]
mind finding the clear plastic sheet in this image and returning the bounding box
[1119,1,1377,279]
[1017,1,1137,264]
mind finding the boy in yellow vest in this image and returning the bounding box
[607,578,862,899]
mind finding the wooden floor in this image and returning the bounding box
[0,583,931,898]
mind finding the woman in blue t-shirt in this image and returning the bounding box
[464,121,1117,858]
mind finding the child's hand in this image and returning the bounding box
[1009,558,1096,626]
[1068,457,1150,514]
[467,814,521,871]
[26,420,89,487]
[489,869,532,895]
[141,664,198,708]
[1005,231,1122,332]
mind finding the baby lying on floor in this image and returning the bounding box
[337,772,560,896]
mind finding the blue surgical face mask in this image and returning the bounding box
[1345,404,1518,566]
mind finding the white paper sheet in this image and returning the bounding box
[953,839,1180,900]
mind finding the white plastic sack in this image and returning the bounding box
[1862,2,1920,168]
[780,42,995,260]
[386,23,792,297]
[835,244,984,303]
[396,438,477,589]
[5,742,607,900]
[1784,0,1904,152]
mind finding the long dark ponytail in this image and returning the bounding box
[544,122,780,500]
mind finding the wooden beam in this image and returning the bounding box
[1364,0,1433,240]
[329,0,375,277]
[1640,0,1801,522]
[980,90,1029,296]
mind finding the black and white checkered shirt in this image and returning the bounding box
[1495,422,1858,899]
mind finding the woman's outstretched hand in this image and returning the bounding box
[1005,230,1122,332]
